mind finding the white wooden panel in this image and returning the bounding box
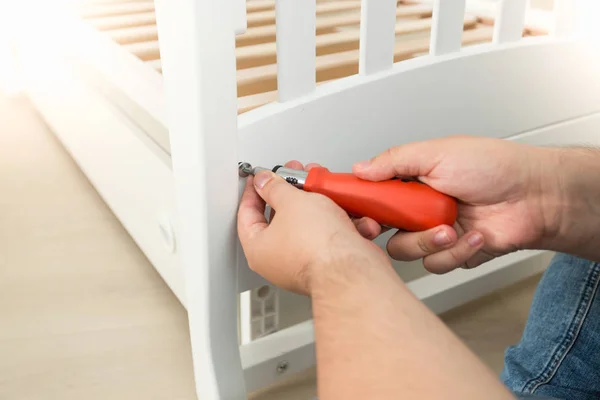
[493,0,528,44]
[359,0,397,74]
[275,0,316,101]
[430,0,466,55]
[15,40,183,305]
[238,108,600,390]
[154,0,246,398]
[239,250,552,391]
[236,38,600,283]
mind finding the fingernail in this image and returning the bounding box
[254,171,272,189]
[354,160,371,170]
[468,233,483,247]
[433,230,451,246]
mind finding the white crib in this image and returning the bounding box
[4,0,600,398]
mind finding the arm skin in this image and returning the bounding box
[311,145,600,399]
[310,250,514,400]
[538,146,600,262]
[237,141,600,400]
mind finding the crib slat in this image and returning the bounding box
[275,0,316,101]
[87,11,155,30]
[237,25,494,97]
[236,3,433,47]
[235,16,477,69]
[358,0,397,75]
[493,0,527,43]
[79,1,154,18]
[552,0,578,36]
[108,25,158,44]
[430,0,466,55]
[248,1,361,28]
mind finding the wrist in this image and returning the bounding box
[530,146,600,259]
[308,235,394,301]
[525,146,564,249]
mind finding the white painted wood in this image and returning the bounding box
[14,34,184,305]
[493,0,528,44]
[14,0,600,395]
[359,0,397,75]
[275,0,316,101]
[464,0,552,35]
[553,0,578,36]
[237,38,600,181]
[239,250,552,392]
[233,0,248,35]
[430,0,466,55]
[153,0,246,399]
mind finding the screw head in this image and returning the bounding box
[276,361,289,374]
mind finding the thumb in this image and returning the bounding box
[253,170,302,210]
[352,142,440,181]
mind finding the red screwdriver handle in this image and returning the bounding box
[303,167,458,232]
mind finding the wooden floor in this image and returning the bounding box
[0,92,544,399]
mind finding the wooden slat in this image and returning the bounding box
[108,3,433,47]
[236,25,494,97]
[86,11,156,30]
[236,4,434,47]
[246,1,361,27]
[108,25,158,45]
[125,15,478,66]
[430,0,467,55]
[234,15,478,69]
[79,1,154,18]
[493,0,527,43]
[87,1,361,31]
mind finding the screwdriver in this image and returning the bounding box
[239,162,458,232]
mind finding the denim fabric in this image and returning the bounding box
[502,253,600,400]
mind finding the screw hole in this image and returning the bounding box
[257,285,271,299]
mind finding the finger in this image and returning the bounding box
[422,231,485,274]
[386,225,458,261]
[253,170,305,210]
[305,162,321,171]
[284,160,304,170]
[352,141,441,181]
[237,176,269,245]
[269,160,305,221]
[353,217,383,240]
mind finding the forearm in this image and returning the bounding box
[539,146,600,261]
[310,253,513,400]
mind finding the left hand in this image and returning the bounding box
[237,161,389,296]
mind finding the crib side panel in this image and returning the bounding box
[154,0,246,398]
[236,38,600,290]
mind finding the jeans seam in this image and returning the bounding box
[522,261,600,394]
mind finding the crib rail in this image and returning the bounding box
[75,0,556,116]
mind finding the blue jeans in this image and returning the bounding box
[502,253,600,400]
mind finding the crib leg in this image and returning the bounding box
[153,0,246,398]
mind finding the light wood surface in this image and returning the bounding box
[0,92,543,399]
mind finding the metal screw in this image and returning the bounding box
[238,162,253,177]
[276,361,289,374]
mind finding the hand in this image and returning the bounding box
[352,135,549,274]
[237,161,389,296]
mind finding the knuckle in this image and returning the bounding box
[417,235,431,254]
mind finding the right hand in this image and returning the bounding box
[351,135,552,274]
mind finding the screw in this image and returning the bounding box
[276,361,289,374]
[238,162,253,177]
